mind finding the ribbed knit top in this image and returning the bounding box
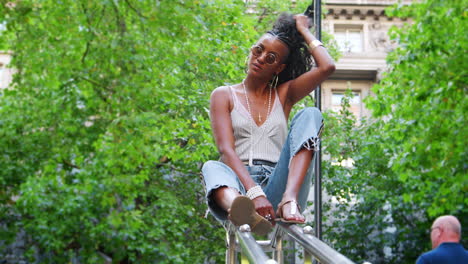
[230,86,288,163]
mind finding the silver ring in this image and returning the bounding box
[265,214,272,221]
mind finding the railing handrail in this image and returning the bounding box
[227,223,355,264]
[277,223,355,264]
[236,225,277,264]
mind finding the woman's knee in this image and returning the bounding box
[202,160,222,173]
[300,107,322,118]
[292,107,323,124]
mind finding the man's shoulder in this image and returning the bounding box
[416,250,433,264]
[417,243,468,264]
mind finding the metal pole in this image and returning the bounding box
[313,0,323,240]
[273,232,283,264]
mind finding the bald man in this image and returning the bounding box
[416,215,468,264]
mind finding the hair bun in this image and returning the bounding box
[267,13,313,84]
[269,13,305,50]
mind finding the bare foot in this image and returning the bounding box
[276,200,305,224]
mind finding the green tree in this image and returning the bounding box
[369,0,467,217]
[0,0,255,262]
[0,0,337,262]
[321,0,467,263]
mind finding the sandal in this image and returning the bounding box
[229,196,272,236]
[275,199,305,224]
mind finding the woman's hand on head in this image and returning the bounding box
[294,14,311,33]
[253,196,276,224]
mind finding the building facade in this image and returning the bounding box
[322,0,412,118]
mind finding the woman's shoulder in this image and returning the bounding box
[212,85,230,93]
[210,85,236,112]
[210,85,229,100]
[210,86,234,110]
[210,84,239,100]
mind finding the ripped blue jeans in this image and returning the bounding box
[202,107,323,221]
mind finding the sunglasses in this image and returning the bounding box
[250,45,279,65]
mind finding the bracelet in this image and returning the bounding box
[308,39,323,50]
[246,185,266,200]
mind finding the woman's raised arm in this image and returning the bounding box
[283,14,335,108]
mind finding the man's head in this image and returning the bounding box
[430,215,461,249]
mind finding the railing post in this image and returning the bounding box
[236,224,277,264]
[273,228,283,264]
[226,225,237,264]
[303,226,314,264]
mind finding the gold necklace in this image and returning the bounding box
[242,80,272,166]
[259,100,270,122]
[242,80,272,124]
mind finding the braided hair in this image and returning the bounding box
[267,13,313,85]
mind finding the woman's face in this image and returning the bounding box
[247,34,289,78]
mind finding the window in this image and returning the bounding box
[334,25,363,53]
[331,91,362,119]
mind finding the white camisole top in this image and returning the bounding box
[230,86,288,164]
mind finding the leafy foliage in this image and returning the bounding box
[321,0,468,263]
[0,0,333,262]
[4,0,464,263]
[369,0,467,217]
[0,0,255,262]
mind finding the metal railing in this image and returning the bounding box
[277,223,354,264]
[226,224,278,264]
[226,223,355,264]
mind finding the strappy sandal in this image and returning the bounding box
[229,196,273,236]
[275,199,305,224]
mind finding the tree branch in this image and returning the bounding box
[124,0,149,19]
[81,41,90,64]
[62,159,80,169]
[110,0,127,35]
[78,76,107,89]
[154,162,199,176]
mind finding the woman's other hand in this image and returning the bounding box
[253,196,276,224]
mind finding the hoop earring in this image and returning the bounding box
[244,55,250,73]
[270,74,279,89]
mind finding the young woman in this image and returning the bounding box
[202,13,335,235]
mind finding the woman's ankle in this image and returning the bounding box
[281,193,297,202]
